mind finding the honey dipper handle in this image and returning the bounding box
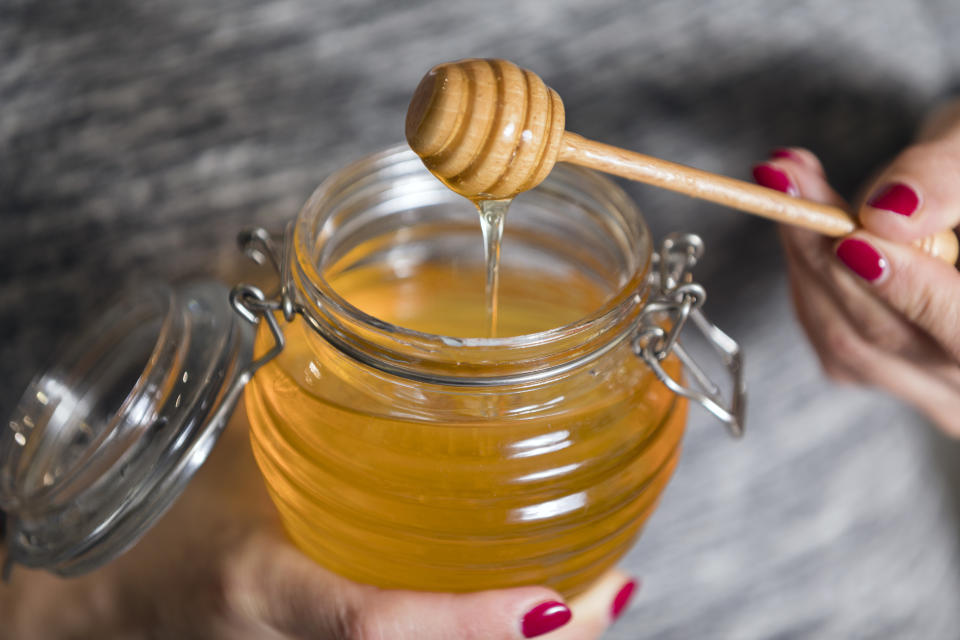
[559,132,959,264]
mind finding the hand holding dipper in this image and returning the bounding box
[405,58,958,263]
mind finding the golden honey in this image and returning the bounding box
[245,259,686,597]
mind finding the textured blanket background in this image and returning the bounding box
[4,1,960,637]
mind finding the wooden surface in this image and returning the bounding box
[4,1,960,638]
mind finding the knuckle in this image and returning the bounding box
[781,231,834,277]
[310,591,365,640]
[344,618,373,640]
[932,411,960,438]
[894,142,933,167]
[889,265,960,359]
[891,141,960,180]
[922,395,960,437]
[221,532,360,640]
[820,322,868,371]
[344,608,392,640]
[220,535,267,623]
[855,314,907,354]
[898,141,945,168]
[905,285,939,330]
[786,146,823,173]
[819,358,853,383]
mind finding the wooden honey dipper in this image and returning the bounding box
[406,58,958,263]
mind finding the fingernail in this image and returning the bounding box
[835,238,888,282]
[752,163,798,196]
[866,182,919,216]
[611,579,639,621]
[769,147,801,161]
[522,601,572,638]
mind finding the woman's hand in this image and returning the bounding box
[752,99,960,435]
[2,409,638,639]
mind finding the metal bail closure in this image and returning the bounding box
[1,281,255,579]
[633,233,747,437]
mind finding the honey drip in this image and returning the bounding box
[474,198,510,337]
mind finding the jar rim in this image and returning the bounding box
[292,144,652,382]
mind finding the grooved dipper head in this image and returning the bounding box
[405,58,566,200]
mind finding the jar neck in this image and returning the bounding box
[291,145,652,386]
[293,265,649,387]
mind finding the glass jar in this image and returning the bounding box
[0,145,743,598]
[243,146,716,597]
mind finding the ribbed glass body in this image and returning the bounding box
[245,146,687,597]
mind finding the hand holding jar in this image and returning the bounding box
[754,99,960,435]
[1,411,636,639]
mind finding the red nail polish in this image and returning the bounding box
[522,601,572,638]
[866,182,919,216]
[770,147,800,161]
[835,238,888,282]
[752,164,798,196]
[611,579,639,620]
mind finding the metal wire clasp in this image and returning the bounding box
[632,233,746,437]
[226,224,297,386]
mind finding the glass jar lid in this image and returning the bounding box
[0,280,253,577]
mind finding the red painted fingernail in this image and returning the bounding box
[866,182,919,216]
[611,579,639,620]
[770,147,801,161]
[835,238,888,282]
[752,163,798,196]
[521,601,572,638]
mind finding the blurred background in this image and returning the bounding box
[3,0,960,637]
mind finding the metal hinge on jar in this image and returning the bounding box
[632,233,746,437]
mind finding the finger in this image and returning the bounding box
[769,153,958,368]
[545,570,637,640]
[359,588,572,640]
[783,221,960,385]
[833,232,960,361]
[785,225,949,365]
[780,225,875,383]
[766,153,932,368]
[227,534,575,640]
[225,534,365,638]
[760,147,959,265]
[856,140,960,242]
[764,149,960,431]
[763,152,942,360]
[365,570,639,640]
[768,146,827,177]
[753,148,849,212]
[783,233,960,432]
[758,150,865,379]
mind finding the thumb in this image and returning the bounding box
[547,569,638,640]
[226,533,577,639]
[833,231,960,362]
[342,587,574,640]
[856,134,960,245]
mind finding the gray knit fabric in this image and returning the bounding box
[3,1,960,637]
